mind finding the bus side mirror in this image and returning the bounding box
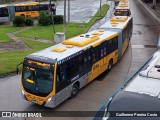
[16,67,19,74]
[16,62,23,75]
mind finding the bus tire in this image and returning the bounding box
[70,84,79,98]
[20,14,25,18]
[108,59,113,70]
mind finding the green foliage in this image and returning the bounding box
[17,23,86,40]
[25,18,34,26]
[13,16,25,27]
[38,11,52,26]
[0,40,52,75]
[23,40,52,50]
[87,4,109,27]
[0,26,22,43]
[54,15,63,24]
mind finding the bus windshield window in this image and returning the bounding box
[22,65,54,96]
[0,7,9,17]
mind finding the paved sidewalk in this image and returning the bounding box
[138,0,160,24]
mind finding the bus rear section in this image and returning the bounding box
[0,5,10,23]
[99,16,133,58]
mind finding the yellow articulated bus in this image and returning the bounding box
[114,0,131,16]
[8,2,56,18]
[17,16,133,108]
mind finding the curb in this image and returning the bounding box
[137,0,160,24]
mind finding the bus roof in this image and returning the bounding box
[0,5,7,8]
[99,16,132,30]
[39,2,55,5]
[116,6,129,10]
[28,30,118,62]
[116,1,129,9]
[124,50,160,97]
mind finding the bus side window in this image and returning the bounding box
[60,69,66,81]
[56,74,60,82]
[79,54,83,70]
[100,43,106,58]
[92,51,96,63]
[83,54,88,68]
[20,6,26,12]
[106,40,113,54]
[56,67,67,85]
[87,50,92,65]
[56,74,60,86]
[67,56,79,79]
[92,46,99,63]
[101,49,104,57]
[83,49,92,68]
[112,37,118,51]
[56,68,67,87]
[15,6,20,12]
[103,42,107,56]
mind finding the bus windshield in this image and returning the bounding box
[114,10,130,16]
[0,7,9,17]
[22,65,54,97]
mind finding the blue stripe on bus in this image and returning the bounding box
[92,54,153,120]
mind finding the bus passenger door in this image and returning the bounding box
[55,68,71,106]
[100,43,108,67]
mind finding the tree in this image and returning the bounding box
[38,11,52,26]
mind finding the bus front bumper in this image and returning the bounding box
[21,90,56,108]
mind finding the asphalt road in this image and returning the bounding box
[0,0,160,120]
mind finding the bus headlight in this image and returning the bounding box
[21,90,26,100]
[47,97,52,102]
[22,90,24,95]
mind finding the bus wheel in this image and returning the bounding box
[108,60,113,70]
[71,84,79,98]
[20,14,25,17]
